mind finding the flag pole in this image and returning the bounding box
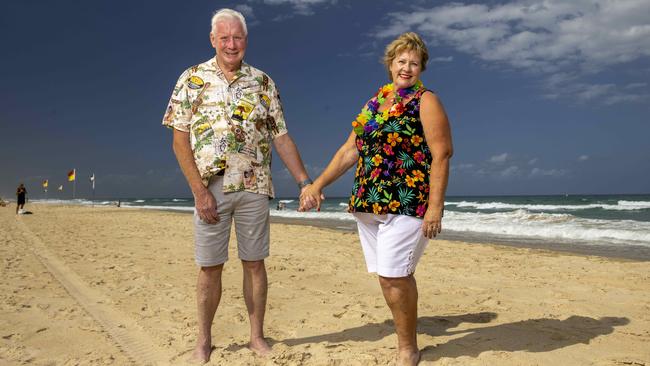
[91,173,95,208]
[73,168,76,200]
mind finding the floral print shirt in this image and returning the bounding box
[348,87,432,218]
[162,58,287,198]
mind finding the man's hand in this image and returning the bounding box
[194,188,220,224]
[299,185,324,212]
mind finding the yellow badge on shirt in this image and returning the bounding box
[232,95,256,122]
[259,94,271,110]
[187,76,205,90]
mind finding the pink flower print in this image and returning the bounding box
[413,151,425,164]
[416,204,427,217]
[370,168,382,180]
[356,186,365,198]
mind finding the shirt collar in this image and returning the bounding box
[208,58,251,84]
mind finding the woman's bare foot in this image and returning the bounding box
[248,337,272,356]
[397,349,420,366]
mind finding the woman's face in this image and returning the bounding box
[389,49,422,89]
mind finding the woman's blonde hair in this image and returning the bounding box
[383,32,429,80]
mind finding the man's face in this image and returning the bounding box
[210,19,247,70]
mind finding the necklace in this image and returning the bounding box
[353,80,424,136]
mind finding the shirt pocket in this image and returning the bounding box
[190,119,215,152]
[191,83,226,114]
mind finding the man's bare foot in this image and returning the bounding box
[248,337,272,356]
[396,349,420,366]
[189,344,212,364]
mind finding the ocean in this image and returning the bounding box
[33,194,650,260]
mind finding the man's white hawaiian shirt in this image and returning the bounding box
[163,58,288,197]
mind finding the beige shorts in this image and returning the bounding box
[353,212,429,278]
[194,176,270,267]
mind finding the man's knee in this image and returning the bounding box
[199,264,224,276]
[241,259,265,273]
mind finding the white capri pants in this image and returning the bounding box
[353,212,429,278]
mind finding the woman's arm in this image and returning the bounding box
[420,91,453,238]
[299,131,359,211]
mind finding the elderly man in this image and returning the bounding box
[162,8,313,362]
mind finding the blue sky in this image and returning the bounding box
[1,0,649,199]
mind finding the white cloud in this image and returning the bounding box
[235,4,263,26]
[275,163,324,179]
[431,56,454,63]
[377,0,650,105]
[451,163,475,172]
[488,153,509,164]
[455,154,572,181]
[529,167,567,177]
[543,76,650,104]
[578,155,590,161]
[625,82,647,89]
[235,4,255,19]
[500,165,521,178]
[262,0,335,16]
[603,92,650,105]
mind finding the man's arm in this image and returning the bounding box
[273,133,310,185]
[172,129,220,224]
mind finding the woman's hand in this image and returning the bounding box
[298,131,358,213]
[299,185,324,212]
[422,206,443,239]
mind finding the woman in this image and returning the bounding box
[299,32,453,365]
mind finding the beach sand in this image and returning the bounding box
[1,204,649,365]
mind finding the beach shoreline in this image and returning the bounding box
[269,215,650,262]
[30,195,650,262]
[112,204,650,262]
[2,203,649,365]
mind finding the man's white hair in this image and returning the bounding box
[211,8,247,36]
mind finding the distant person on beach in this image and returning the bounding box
[16,183,27,214]
[162,8,313,363]
[299,32,453,365]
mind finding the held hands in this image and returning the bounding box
[299,184,325,212]
[422,206,443,239]
[194,188,220,224]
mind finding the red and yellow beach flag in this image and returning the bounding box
[42,180,48,189]
[67,169,76,182]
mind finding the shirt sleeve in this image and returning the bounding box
[162,69,192,132]
[267,75,288,138]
